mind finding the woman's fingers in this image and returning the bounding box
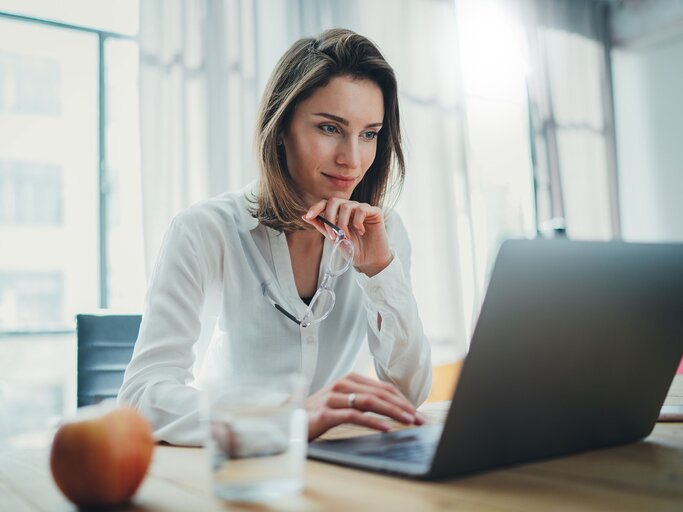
[303,199,382,242]
[334,377,410,410]
[349,373,426,425]
[333,382,418,425]
[352,207,368,235]
[331,374,425,425]
[325,391,410,423]
[306,376,427,440]
[347,373,414,407]
[305,199,328,218]
[318,408,393,435]
[347,392,418,425]
[335,201,359,236]
[304,199,350,240]
[302,200,333,239]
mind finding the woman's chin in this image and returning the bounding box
[321,188,355,201]
[303,195,349,207]
[301,185,355,206]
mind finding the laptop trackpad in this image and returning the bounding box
[310,424,443,461]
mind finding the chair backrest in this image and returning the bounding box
[76,313,141,408]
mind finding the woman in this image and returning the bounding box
[118,28,432,445]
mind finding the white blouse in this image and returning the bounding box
[118,183,432,445]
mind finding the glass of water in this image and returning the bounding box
[201,372,308,502]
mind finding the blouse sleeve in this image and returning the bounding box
[117,208,218,446]
[354,212,432,406]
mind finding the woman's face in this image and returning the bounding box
[281,75,384,206]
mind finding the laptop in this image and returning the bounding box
[307,238,683,480]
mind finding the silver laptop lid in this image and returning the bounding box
[430,238,683,478]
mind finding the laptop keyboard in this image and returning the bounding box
[360,441,436,463]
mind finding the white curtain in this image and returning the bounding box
[138,0,261,276]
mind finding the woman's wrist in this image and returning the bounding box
[356,253,394,277]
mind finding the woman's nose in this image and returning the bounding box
[335,137,361,169]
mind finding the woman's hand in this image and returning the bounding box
[302,198,392,277]
[305,373,425,440]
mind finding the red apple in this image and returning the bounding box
[49,405,155,507]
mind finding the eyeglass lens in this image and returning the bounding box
[328,238,354,275]
[302,287,336,327]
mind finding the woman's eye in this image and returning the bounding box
[361,131,378,141]
[319,124,339,134]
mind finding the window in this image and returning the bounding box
[542,28,613,240]
[0,5,142,333]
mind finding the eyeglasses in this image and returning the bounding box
[264,215,355,328]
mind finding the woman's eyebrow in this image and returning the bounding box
[312,112,383,129]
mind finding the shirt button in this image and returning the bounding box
[370,286,381,299]
[306,335,315,344]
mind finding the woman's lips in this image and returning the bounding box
[322,173,356,189]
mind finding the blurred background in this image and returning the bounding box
[1,0,682,431]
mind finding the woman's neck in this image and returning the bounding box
[286,228,325,298]
[286,227,324,249]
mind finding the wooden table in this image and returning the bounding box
[2,376,682,511]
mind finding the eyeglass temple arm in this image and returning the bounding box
[316,215,346,238]
[262,283,303,326]
[273,303,302,325]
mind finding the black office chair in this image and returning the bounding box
[76,313,141,408]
